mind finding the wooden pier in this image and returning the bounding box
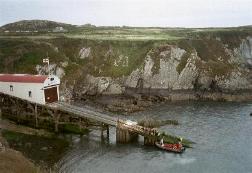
[0,93,158,145]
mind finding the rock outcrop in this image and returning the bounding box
[1,31,252,102]
[240,37,252,65]
[79,47,91,59]
[123,42,252,93]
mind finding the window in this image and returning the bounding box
[10,85,13,92]
[50,78,54,81]
[28,91,32,98]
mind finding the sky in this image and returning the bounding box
[0,0,252,27]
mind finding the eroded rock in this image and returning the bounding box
[79,47,91,59]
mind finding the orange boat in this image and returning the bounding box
[155,142,185,153]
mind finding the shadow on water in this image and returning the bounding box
[2,130,70,168]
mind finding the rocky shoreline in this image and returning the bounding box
[126,87,252,100]
[82,89,252,114]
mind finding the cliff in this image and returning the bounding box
[0,21,252,102]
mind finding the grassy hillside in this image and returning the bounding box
[1,20,251,41]
[0,20,252,96]
[0,37,156,76]
[0,20,76,33]
[1,29,251,70]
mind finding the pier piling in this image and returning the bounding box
[0,93,159,146]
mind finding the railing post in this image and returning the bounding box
[0,95,2,120]
[100,123,104,138]
[106,125,109,138]
[35,104,38,128]
[54,110,60,133]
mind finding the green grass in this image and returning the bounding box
[14,52,42,73]
[138,118,193,147]
[1,23,252,42]
[60,124,89,134]
[176,52,190,74]
[65,34,183,41]
[0,26,251,80]
[207,61,235,77]
[158,133,194,148]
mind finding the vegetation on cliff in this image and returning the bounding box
[0,20,252,100]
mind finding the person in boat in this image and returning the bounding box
[160,138,164,146]
[177,137,183,149]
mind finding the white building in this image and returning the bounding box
[0,74,60,105]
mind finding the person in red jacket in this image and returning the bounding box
[178,137,183,149]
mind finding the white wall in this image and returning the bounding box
[43,75,60,103]
[0,82,45,104]
[43,75,60,87]
[0,75,60,105]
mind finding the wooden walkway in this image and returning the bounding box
[49,102,118,126]
[0,91,157,142]
[48,102,156,137]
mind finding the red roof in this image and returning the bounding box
[0,74,48,83]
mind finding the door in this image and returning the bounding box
[44,87,58,103]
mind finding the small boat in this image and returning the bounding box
[155,142,185,153]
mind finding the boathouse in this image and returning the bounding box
[0,74,60,104]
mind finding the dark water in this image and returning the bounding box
[58,101,252,173]
[2,130,69,168]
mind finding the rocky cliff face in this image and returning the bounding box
[125,46,198,90]
[72,37,252,98]
[240,36,252,65]
[1,33,252,101]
